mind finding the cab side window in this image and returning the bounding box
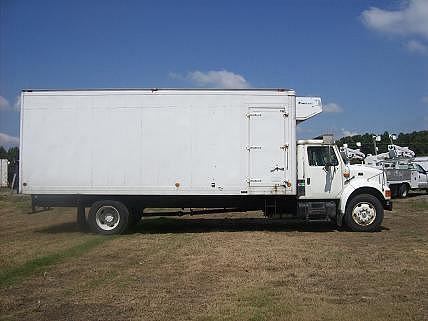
[308,146,339,166]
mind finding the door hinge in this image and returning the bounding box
[247,146,262,151]
[280,144,289,150]
[246,113,262,118]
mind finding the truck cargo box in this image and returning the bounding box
[20,89,322,197]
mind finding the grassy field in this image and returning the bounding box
[0,189,427,321]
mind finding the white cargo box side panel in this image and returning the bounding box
[20,90,296,195]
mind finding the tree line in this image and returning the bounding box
[0,146,19,163]
[336,130,428,156]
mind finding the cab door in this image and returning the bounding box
[303,145,343,199]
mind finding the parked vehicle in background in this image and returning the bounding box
[382,159,427,197]
[363,145,428,197]
[339,144,365,164]
[20,88,392,234]
[414,156,428,172]
[0,159,8,187]
[409,162,428,192]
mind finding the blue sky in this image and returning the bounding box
[0,0,427,147]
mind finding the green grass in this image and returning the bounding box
[410,200,428,211]
[0,236,112,288]
[201,287,294,321]
[0,193,32,213]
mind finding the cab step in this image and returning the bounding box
[298,201,337,221]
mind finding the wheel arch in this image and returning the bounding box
[346,187,385,211]
[338,185,386,225]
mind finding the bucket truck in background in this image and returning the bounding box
[363,139,427,197]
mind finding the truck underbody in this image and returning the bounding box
[31,193,391,223]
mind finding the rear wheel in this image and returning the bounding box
[88,200,130,235]
[398,184,409,198]
[345,194,383,232]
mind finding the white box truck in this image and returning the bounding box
[20,88,392,234]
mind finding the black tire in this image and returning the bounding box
[88,200,130,235]
[76,206,88,232]
[398,184,409,198]
[344,194,384,232]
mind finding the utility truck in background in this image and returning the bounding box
[364,145,428,197]
[20,88,392,234]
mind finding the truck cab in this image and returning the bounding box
[410,163,428,191]
[297,139,392,231]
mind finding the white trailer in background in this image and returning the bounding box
[0,159,8,187]
[20,88,392,234]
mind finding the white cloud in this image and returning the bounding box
[170,70,251,89]
[0,96,11,110]
[323,102,343,113]
[405,39,428,54]
[0,132,19,146]
[13,96,21,111]
[341,129,359,137]
[361,0,428,38]
[0,95,20,111]
[362,1,428,54]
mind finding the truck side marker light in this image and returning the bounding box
[343,169,350,178]
[175,182,180,188]
[385,190,391,198]
[286,181,292,187]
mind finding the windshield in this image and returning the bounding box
[414,164,426,173]
[339,150,349,164]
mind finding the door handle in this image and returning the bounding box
[307,177,311,185]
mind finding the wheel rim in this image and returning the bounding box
[95,206,120,231]
[351,202,376,226]
[402,188,408,197]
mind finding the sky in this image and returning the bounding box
[0,0,427,147]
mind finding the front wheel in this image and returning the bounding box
[344,194,384,232]
[88,200,130,235]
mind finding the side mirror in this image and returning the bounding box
[324,160,332,170]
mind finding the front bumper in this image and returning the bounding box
[384,200,393,211]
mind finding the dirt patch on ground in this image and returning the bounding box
[0,191,427,320]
